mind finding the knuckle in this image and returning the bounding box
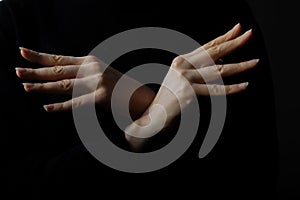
[216,64,225,75]
[227,86,234,94]
[227,84,240,94]
[59,80,72,90]
[211,84,219,94]
[71,99,82,109]
[52,55,63,64]
[52,65,64,75]
[212,45,221,55]
[171,56,187,69]
[211,84,222,95]
[208,46,221,59]
[89,62,102,73]
[207,40,217,48]
[178,70,192,81]
[85,55,98,62]
[36,52,42,58]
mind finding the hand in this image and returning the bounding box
[125,24,259,150]
[16,48,155,118]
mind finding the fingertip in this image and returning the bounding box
[230,23,242,37]
[242,29,253,37]
[233,22,241,30]
[252,59,260,66]
[247,59,260,67]
[19,47,28,53]
[239,82,249,89]
[19,47,32,52]
[22,83,33,92]
[15,67,27,77]
[237,29,253,44]
[19,47,37,60]
[19,47,29,59]
[43,105,54,112]
[15,68,22,77]
[247,29,253,36]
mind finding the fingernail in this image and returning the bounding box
[247,29,252,33]
[23,83,34,90]
[15,67,27,73]
[242,29,252,36]
[19,47,28,52]
[249,59,260,65]
[234,23,240,28]
[44,105,54,112]
[239,82,249,88]
[19,47,29,51]
[19,47,35,54]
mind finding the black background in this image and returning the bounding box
[246,0,300,199]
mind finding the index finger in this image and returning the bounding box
[20,47,85,66]
[207,29,253,61]
[202,23,242,50]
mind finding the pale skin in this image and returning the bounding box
[16,23,258,152]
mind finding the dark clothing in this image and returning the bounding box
[1,0,278,199]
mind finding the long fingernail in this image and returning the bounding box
[23,83,34,90]
[19,47,27,52]
[19,47,30,51]
[233,23,240,29]
[44,105,54,112]
[15,67,27,73]
[239,82,249,88]
[249,59,260,65]
[244,29,252,35]
[19,47,35,54]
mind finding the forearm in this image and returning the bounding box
[127,81,156,120]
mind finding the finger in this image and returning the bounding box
[203,23,242,50]
[192,82,249,96]
[23,79,75,94]
[22,73,103,95]
[207,29,253,61]
[187,59,259,83]
[43,92,95,112]
[20,47,84,66]
[184,23,242,58]
[15,65,80,81]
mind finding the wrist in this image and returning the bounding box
[129,85,155,120]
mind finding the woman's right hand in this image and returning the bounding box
[125,24,259,151]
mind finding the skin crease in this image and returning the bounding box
[16,23,258,152]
